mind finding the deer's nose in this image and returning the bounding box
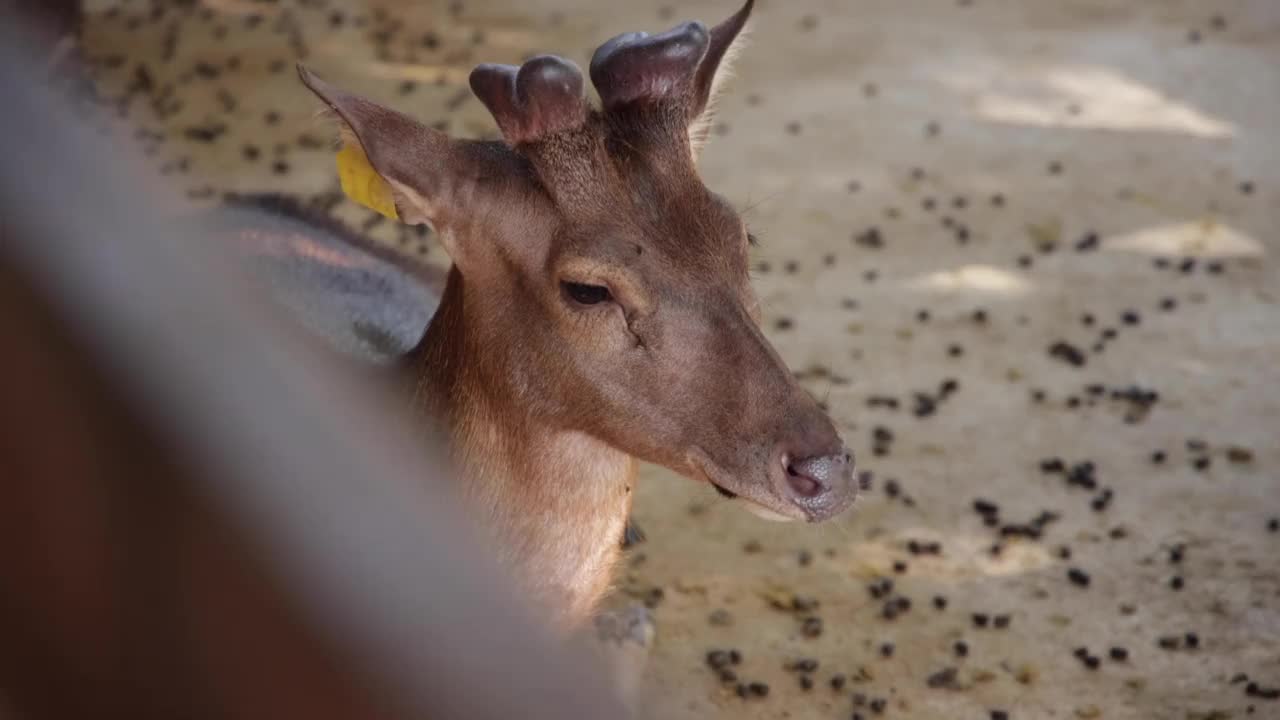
[779,449,855,520]
[784,451,850,497]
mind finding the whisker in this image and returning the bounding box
[738,187,791,218]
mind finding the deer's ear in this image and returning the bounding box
[297,65,478,261]
[688,0,753,153]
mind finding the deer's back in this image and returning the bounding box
[203,194,442,364]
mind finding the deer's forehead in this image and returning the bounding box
[584,160,740,248]
[529,122,746,275]
[564,188,743,268]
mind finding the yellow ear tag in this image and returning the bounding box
[336,141,399,220]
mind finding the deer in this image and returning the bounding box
[216,0,857,700]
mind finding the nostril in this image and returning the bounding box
[782,449,855,499]
[785,461,823,498]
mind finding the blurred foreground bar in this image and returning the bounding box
[0,21,626,720]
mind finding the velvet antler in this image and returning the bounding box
[590,0,752,124]
[469,55,590,146]
[589,21,710,111]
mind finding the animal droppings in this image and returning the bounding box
[1068,568,1092,587]
[66,3,1276,717]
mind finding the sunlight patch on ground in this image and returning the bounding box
[843,529,1057,581]
[904,264,1032,295]
[1105,219,1265,257]
[939,62,1235,139]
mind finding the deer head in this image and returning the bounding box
[298,0,856,523]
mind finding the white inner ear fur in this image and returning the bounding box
[688,22,753,159]
[384,177,471,267]
[311,105,351,151]
[385,178,437,228]
[335,120,359,152]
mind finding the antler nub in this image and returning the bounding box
[589,21,710,110]
[470,55,588,146]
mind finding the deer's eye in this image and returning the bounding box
[562,281,612,306]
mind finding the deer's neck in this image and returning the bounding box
[406,269,635,628]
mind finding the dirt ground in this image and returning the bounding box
[74,0,1279,718]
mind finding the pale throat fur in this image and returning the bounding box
[406,273,637,629]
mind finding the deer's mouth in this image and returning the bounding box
[708,482,797,522]
[711,482,737,499]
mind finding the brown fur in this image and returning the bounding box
[299,0,857,629]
